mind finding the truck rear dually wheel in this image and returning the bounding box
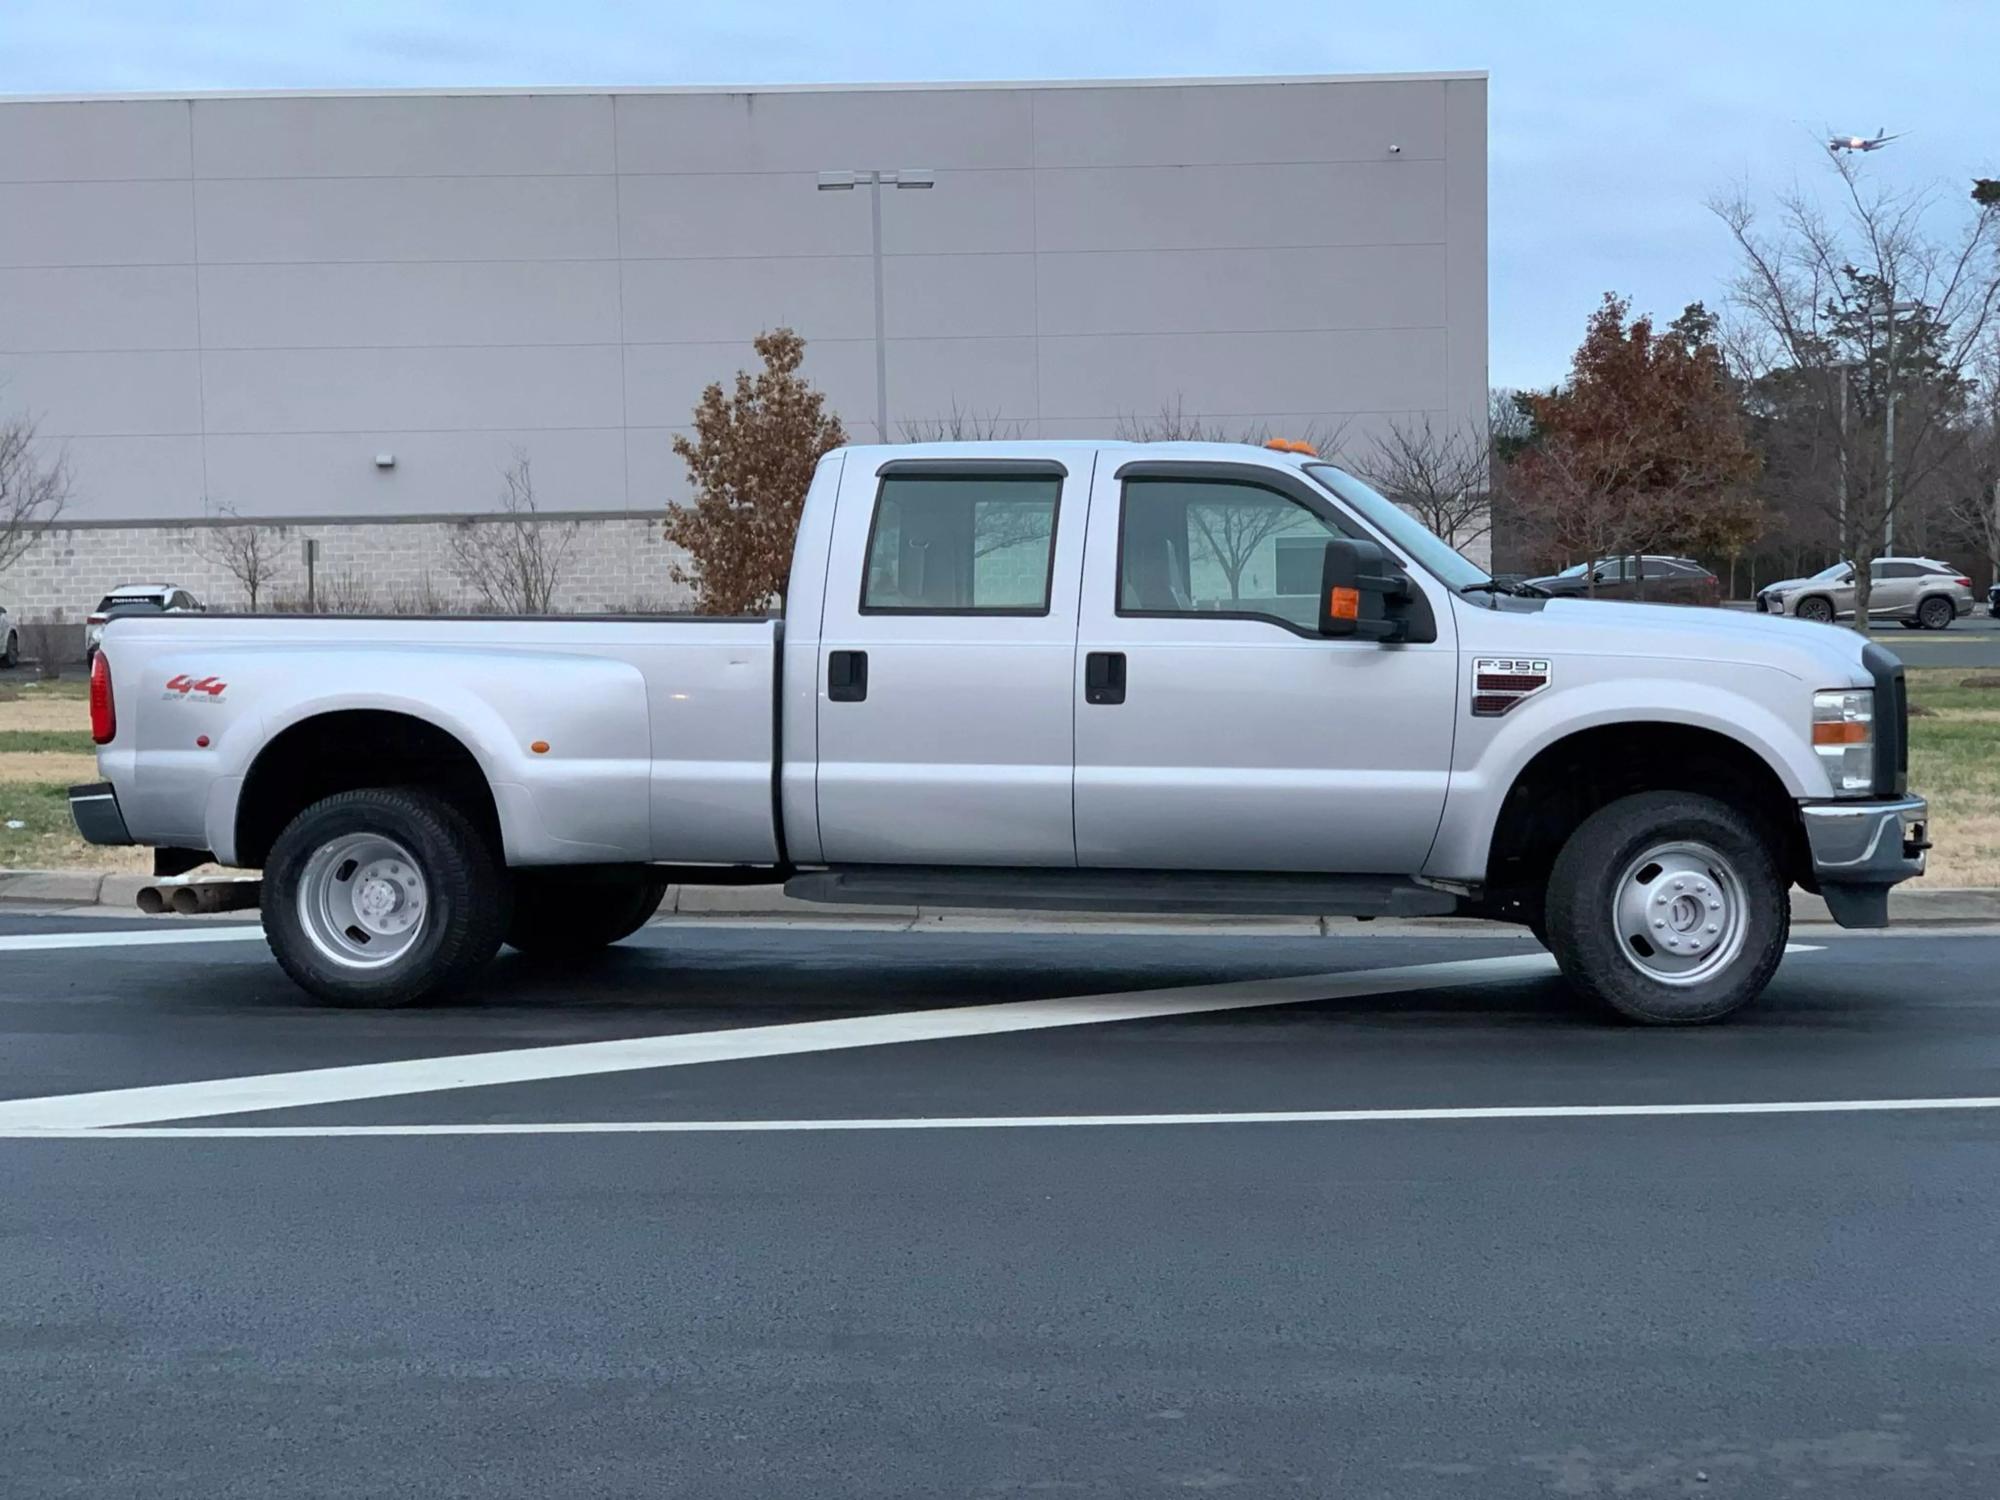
[263,787,506,1006]
[1544,791,1788,1025]
[505,871,669,956]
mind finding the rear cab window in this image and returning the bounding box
[861,473,1061,615]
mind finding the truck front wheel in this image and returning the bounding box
[263,787,507,1006]
[505,871,669,956]
[1545,791,1789,1025]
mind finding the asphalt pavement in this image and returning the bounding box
[3,910,1999,1498]
[1867,612,2000,669]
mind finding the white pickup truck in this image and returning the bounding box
[72,441,1928,1024]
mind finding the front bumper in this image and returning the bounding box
[1799,795,1929,928]
[68,782,133,846]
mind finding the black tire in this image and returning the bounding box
[1917,596,1954,631]
[263,787,507,1007]
[505,871,668,956]
[1898,619,1922,630]
[1545,791,1789,1025]
[1793,595,1835,625]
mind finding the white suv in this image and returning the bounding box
[1756,558,1974,629]
[84,583,204,662]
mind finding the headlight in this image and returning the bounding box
[1812,689,1875,793]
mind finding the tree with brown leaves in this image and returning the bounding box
[1509,296,1761,592]
[666,329,848,613]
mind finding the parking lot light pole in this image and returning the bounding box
[817,169,935,443]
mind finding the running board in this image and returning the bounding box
[783,867,1460,919]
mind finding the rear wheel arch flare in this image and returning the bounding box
[235,709,501,869]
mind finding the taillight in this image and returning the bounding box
[1957,577,1973,588]
[90,651,115,744]
[86,613,107,626]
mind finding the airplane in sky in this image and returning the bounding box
[1828,129,1901,154]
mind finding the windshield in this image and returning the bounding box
[97,595,165,613]
[1555,563,1589,578]
[1304,465,1490,592]
[1808,563,1851,582]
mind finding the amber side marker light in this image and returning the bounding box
[1265,437,1318,456]
[1812,721,1869,746]
[1327,586,1361,621]
[530,740,551,754]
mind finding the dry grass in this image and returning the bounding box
[0,695,93,733]
[0,751,98,784]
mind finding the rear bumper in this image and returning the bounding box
[1799,795,1929,928]
[68,782,133,846]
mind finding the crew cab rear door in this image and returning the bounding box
[813,454,1090,866]
[1071,458,1457,873]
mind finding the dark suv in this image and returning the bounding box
[1521,555,1721,606]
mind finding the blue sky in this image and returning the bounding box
[5,0,1995,389]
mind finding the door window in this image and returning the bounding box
[860,473,1060,614]
[1117,478,1341,631]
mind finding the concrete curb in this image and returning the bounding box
[6,869,1998,927]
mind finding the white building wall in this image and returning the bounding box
[0,74,1487,612]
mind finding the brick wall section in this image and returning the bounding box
[0,516,698,621]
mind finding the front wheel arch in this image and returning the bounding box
[1480,721,1802,930]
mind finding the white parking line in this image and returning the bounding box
[0,926,265,952]
[0,953,1562,1130]
[8,1095,2000,1139]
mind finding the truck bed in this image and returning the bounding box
[94,612,786,868]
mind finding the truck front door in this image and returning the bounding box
[813,455,1088,866]
[1071,460,1457,873]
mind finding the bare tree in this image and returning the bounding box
[446,452,577,614]
[899,399,1025,442]
[1353,414,1492,551]
[200,504,285,611]
[1712,151,2000,622]
[1938,388,2000,579]
[1115,397,1350,464]
[0,411,70,574]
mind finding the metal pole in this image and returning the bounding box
[869,171,889,444]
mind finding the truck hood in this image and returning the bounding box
[1509,597,1878,687]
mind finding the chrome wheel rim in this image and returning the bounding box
[1611,840,1747,987]
[297,833,429,969]
[1920,600,1949,628]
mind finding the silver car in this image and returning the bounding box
[1757,557,1973,629]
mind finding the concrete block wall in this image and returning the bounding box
[0,515,695,625]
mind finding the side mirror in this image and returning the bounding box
[1319,538,1413,643]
